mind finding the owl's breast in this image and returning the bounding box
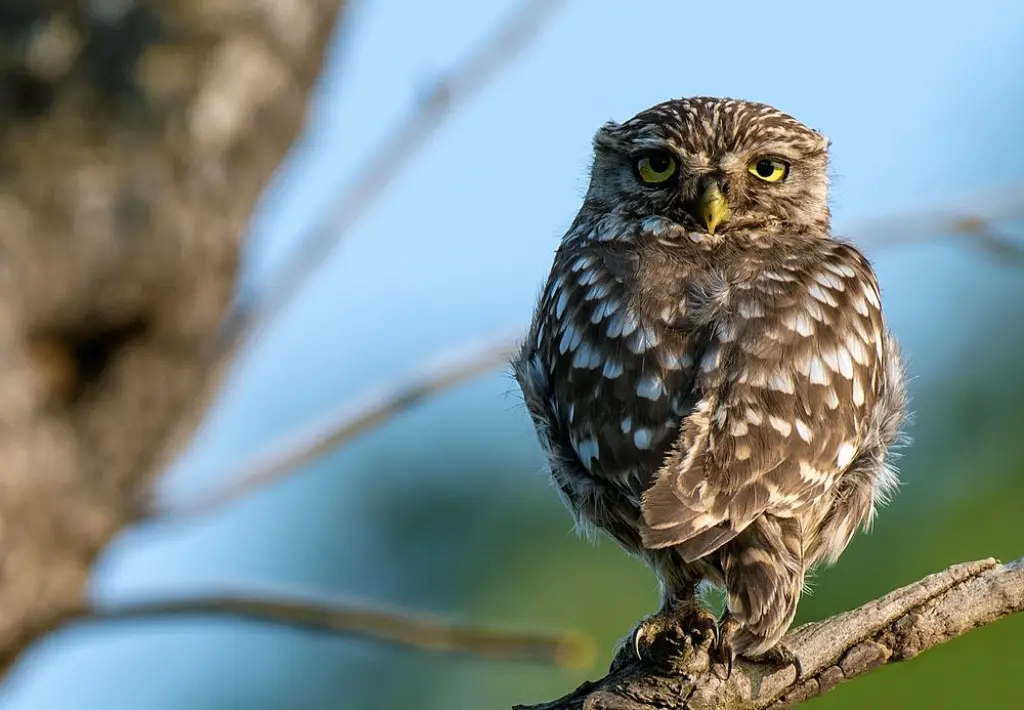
[534,247,699,498]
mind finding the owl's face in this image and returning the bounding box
[582,97,831,239]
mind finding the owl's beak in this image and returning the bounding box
[699,181,730,235]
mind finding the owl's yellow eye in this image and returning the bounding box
[636,153,677,184]
[749,157,789,182]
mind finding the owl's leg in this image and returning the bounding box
[609,558,717,673]
[713,516,806,680]
[610,597,720,673]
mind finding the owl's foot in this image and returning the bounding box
[710,612,804,681]
[746,642,804,681]
[609,600,719,673]
[708,614,740,679]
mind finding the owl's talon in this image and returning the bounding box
[610,601,716,672]
[748,642,804,681]
[609,621,646,672]
[709,613,740,680]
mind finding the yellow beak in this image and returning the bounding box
[699,182,730,235]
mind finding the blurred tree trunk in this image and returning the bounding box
[0,0,345,679]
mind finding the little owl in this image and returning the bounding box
[512,96,908,675]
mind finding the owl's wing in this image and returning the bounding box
[640,241,887,562]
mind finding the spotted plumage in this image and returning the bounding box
[513,96,908,667]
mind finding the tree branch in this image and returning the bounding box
[155,330,520,519]
[48,590,589,668]
[217,0,568,356]
[514,556,1024,710]
[846,184,1024,258]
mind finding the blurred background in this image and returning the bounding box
[3,0,1023,708]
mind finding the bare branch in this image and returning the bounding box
[49,590,590,669]
[514,556,1024,710]
[216,0,568,356]
[155,331,520,519]
[950,218,1024,265]
[845,184,1024,258]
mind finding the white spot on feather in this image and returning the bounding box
[863,283,881,309]
[628,326,660,354]
[852,377,866,406]
[555,291,569,318]
[633,428,654,449]
[800,460,829,484]
[784,310,815,336]
[814,270,846,291]
[768,415,792,437]
[804,299,827,322]
[824,387,840,409]
[795,418,813,443]
[572,435,600,468]
[590,298,620,323]
[808,355,830,384]
[764,270,796,282]
[821,346,853,378]
[845,332,869,365]
[660,350,692,370]
[836,346,855,378]
[768,371,795,393]
[602,359,623,379]
[559,325,583,353]
[836,442,857,468]
[636,372,665,400]
[606,310,638,338]
[808,284,838,306]
[571,255,595,272]
[572,342,603,369]
[584,282,613,301]
[825,261,857,279]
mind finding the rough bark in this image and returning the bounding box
[0,0,345,679]
[515,556,1024,710]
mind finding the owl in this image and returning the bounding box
[512,96,908,675]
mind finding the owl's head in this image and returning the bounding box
[583,97,831,239]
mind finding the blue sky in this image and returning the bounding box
[3,1,1023,708]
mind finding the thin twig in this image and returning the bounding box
[58,590,591,668]
[215,0,567,358]
[514,555,1024,710]
[844,184,1024,257]
[156,331,520,519]
[950,218,1024,265]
